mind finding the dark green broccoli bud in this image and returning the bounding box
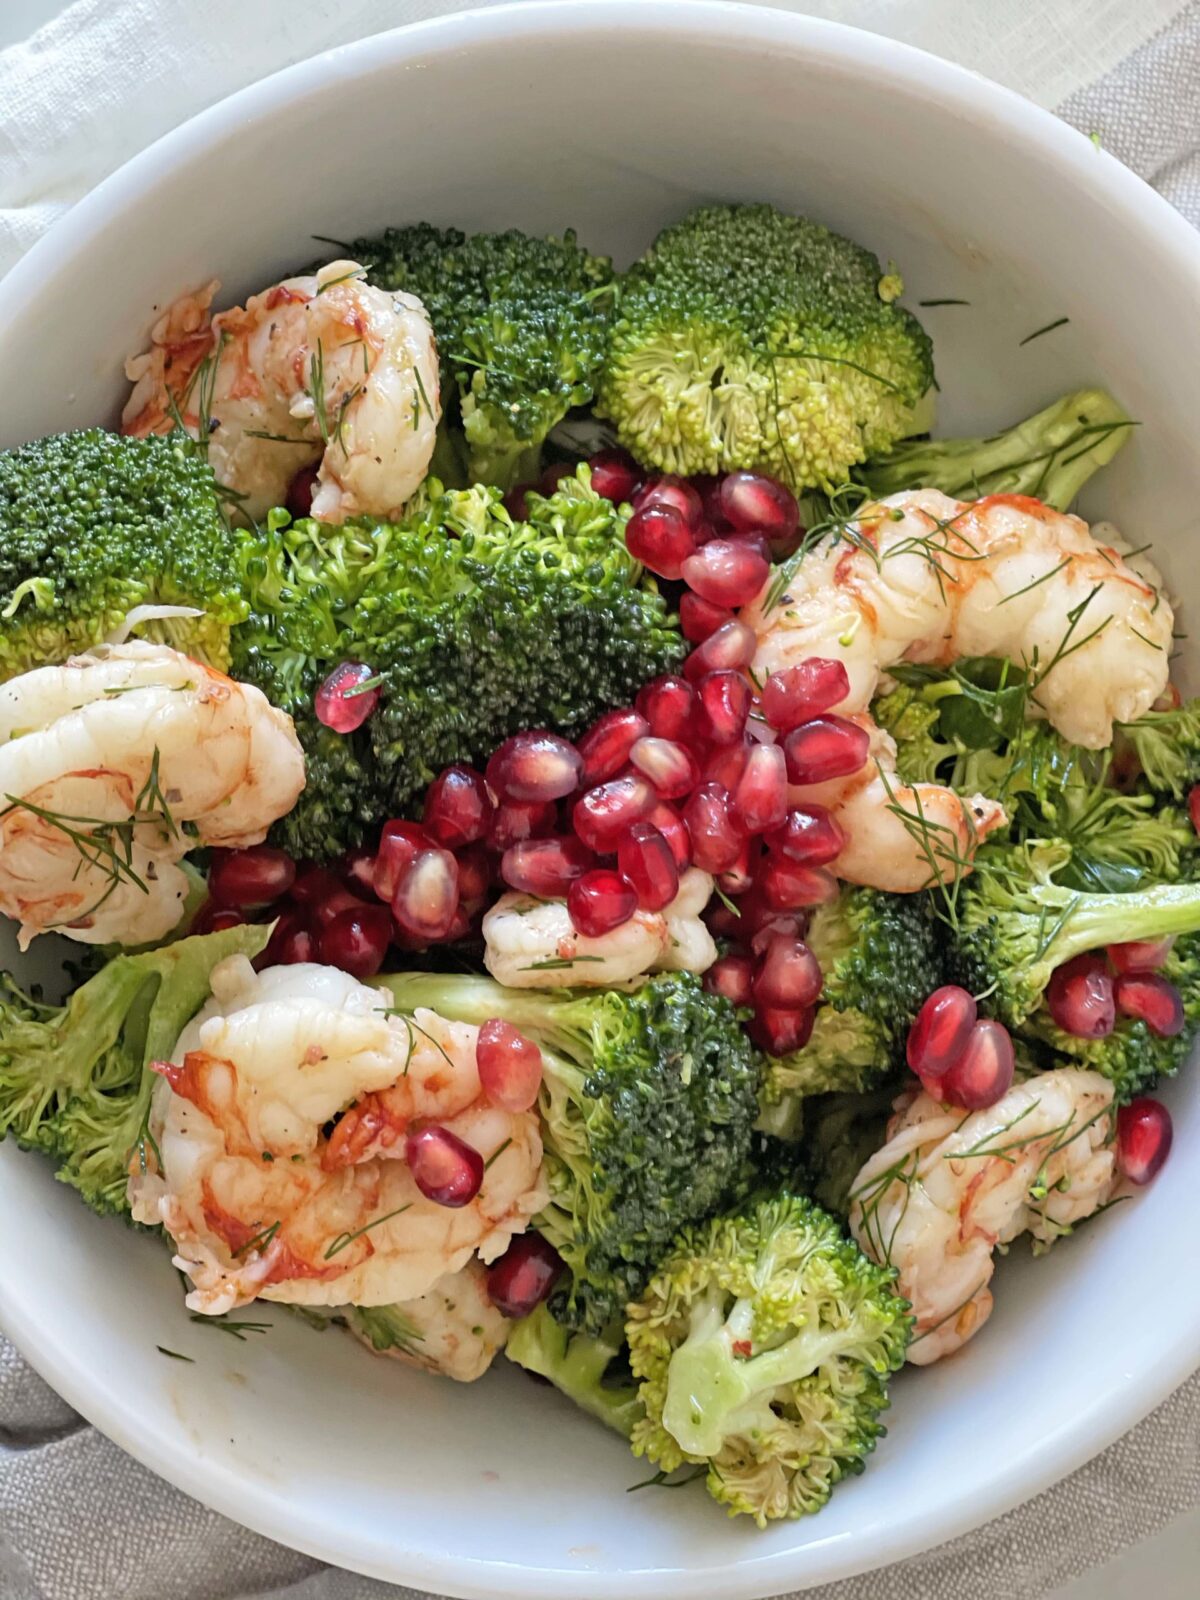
[798,1087,900,1219]
[0,429,246,678]
[0,922,267,1214]
[505,1302,641,1435]
[341,223,615,490]
[856,388,1132,511]
[1115,698,1200,801]
[597,202,933,490]
[626,1192,911,1525]
[375,970,762,1333]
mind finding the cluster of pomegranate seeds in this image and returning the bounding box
[905,985,1016,1109]
[1047,942,1185,1040]
[1116,1097,1174,1185]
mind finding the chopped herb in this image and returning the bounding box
[918,298,971,307]
[324,1202,413,1260]
[1019,316,1070,347]
[156,1346,194,1363]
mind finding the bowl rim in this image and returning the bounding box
[2,2,1200,1594]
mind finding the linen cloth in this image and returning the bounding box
[1,2,1199,1596]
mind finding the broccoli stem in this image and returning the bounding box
[505,1305,640,1437]
[1046,880,1200,971]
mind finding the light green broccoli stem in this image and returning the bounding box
[505,1304,640,1437]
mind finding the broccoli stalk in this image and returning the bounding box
[505,1303,641,1436]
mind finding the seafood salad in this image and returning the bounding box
[1,202,1197,1529]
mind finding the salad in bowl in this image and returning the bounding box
[0,195,1194,1531]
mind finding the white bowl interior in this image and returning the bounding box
[0,5,1198,1595]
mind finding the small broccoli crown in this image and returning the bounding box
[1116,698,1200,801]
[505,1301,641,1436]
[597,202,932,490]
[870,682,950,783]
[0,429,245,678]
[626,1192,910,1525]
[798,1088,900,1219]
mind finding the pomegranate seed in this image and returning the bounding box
[577,708,650,787]
[681,540,770,608]
[719,471,800,547]
[455,843,491,911]
[310,885,373,933]
[572,774,656,852]
[208,846,296,910]
[636,675,696,742]
[423,765,492,849]
[748,1003,814,1055]
[716,838,757,895]
[285,465,319,520]
[705,901,744,941]
[315,661,382,733]
[391,848,459,942]
[906,986,977,1093]
[256,908,315,968]
[539,461,574,495]
[647,801,691,871]
[486,1232,564,1318]
[502,835,593,897]
[760,855,838,910]
[633,474,703,530]
[487,731,581,805]
[504,482,535,520]
[761,658,852,732]
[704,953,755,1007]
[703,740,750,792]
[567,869,638,936]
[749,915,803,958]
[682,782,747,873]
[372,821,432,903]
[319,903,393,978]
[476,1019,543,1113]
[692,475,731,532]
[624,502,695,579]
[487,799,557,852]
[696,671,752,744]
[629,735,700,800]
[941,1019,1015,1110]
[683,619,756,681]
[340,846,378,898]
[617,822,680,911]
[1047,954,1115,1039]
[1114,973,1185,1036]
[405,1125,484,1207]
[783,715,870,785]
[723,528,771,562]
[767,804,846,866]
[192,901,246,936]
[732,743,788,834]
[680,590,734,643]
[1116,1097,1173,1185]
[1190,785,1200,834]
[586,448,640,504]
[1108,937,1175,974]
[754,933,823,1008]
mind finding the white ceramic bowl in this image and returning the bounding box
[1,3,1199,1594]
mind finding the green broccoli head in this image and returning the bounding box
[0,428,245,679]
[798,1087,901,1219]
[856,388,1133,511]
[344,222,615,490]
[375,970,762,1333]
[1115,698,1200,802]
[597,203,933,490]
[505,1301,641,1436]
[626,1192,911,1525]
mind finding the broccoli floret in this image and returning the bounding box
[505,1302,641,1435]
[1115,698,1200,801]
[375,970,762,1333]
[0,922,267,1213]
[0,429,245,679]
[798,1087,900,1219]
[597,202,933,490]
[626,1192,911,1525]
[343,223,615,490]
[856,388,1132,511]
[231,468,684,859]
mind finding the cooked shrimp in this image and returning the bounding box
[849,1069,1117,1365]
[482,868,717,989]
[344,1260,510,1382]
[0,641,304,948]
[127,957,546,1316]
[743,489,1172,748]
[122,260,441,524]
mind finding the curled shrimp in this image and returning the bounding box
[127,957,547,1316]
[0,641,304,948]
[344,1260,510,1383]
[481,868,717,989]
[848,1069,1117,1365]
[122,260,441,524]
[743,489,1172,749]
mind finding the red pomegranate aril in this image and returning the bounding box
[572,774,656,852]
[783,715,870,785]
[680,590,734,644]
[290,864,344,906]
[1114,973,1185,1036]
[208,845,296,910]
[940,1019,1015,1110]
[906,986,977,1091]
[760,855,838,910]
[577,707,650,787]
[761,658,852,732]
[567,869,638,936]
[630,735,700,800]
[539,461,574,496]
[405,1125,484,1208]
[624,502,696,580]
[749,913,803,959]
[684,619,757,681]
[697,670,752,745]
[476,1018,543,1113]
[257,908,316,968]
[681,540,770,608]
[487,799,557,852]
[392,847,459,942]
[1047,954,1115,1039]
[692,474,730,531]
[1107,937,1175,975]
[503,482,535,520]
[719,470,800,546]
[617,822,680,911]
[423,765,492,849]
[315,661,382,733]
[768,804,846,866]
[682,782,747,874]
[647,801,691,872]
[703,739,750,792]
[636,675,696,742]
[486,1232,564,1319]
[310,885,373,932]
[1190,784,1200,834]
[285,465,319,520]
[748,1003,814,1056]
[455,843,492,910]
[716,838,757,896]
[192,901,246,936]
[319,904,393,978]
[705,901,744,942]
[372,821,432,902]
[502,834,593,898]
[723,528,771,563]
[340,845,378,898]
[1116,1097,1173,1185]
[587,448,640,505]
[487,730,582,805]
[704,953,755,1008]
[633,474,703,529]
[732,743,788,834]
[754,933,823,1009]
